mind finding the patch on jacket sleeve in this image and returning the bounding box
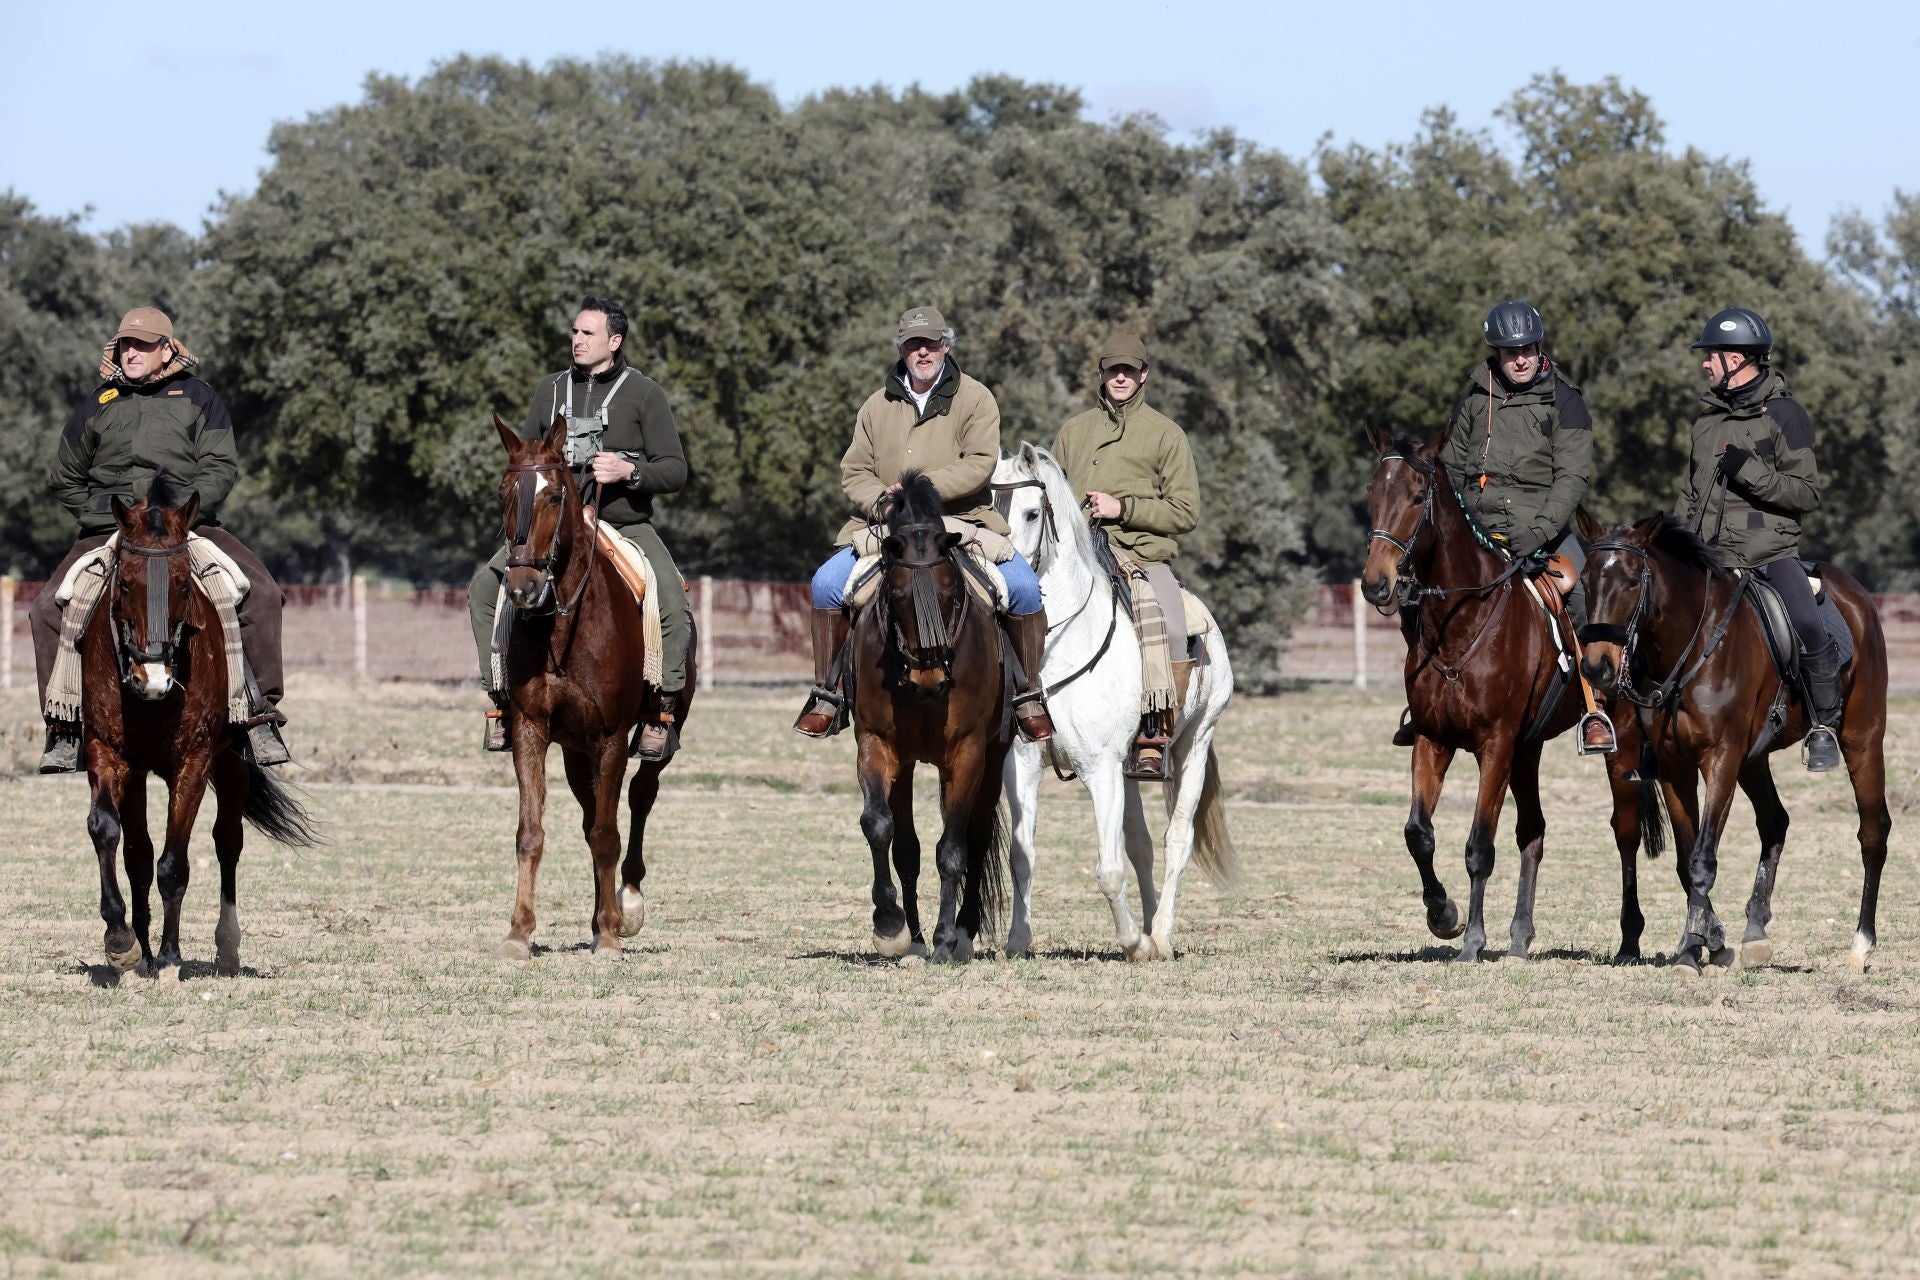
[1767,398,1815,451]
[97,388,118,405]
[1552,382,1592,430]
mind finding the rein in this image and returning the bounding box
[1580,538,1746,709]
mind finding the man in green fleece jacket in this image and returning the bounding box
[468,296,692,760]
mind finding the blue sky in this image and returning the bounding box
[4,0,1914,253]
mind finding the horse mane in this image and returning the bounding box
[1646,516,1728,576]
[890,470,945,528]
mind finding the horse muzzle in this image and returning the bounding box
[1581,646,1621,694]
[1360,569,1397,609]
[505,574,556,614]
[126,659,176,700]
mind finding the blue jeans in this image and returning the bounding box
[810,546,1042,615]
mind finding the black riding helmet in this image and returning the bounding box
[1483,299,1545,348]
[1690,306,1773,353]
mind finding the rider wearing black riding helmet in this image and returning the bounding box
[1679,306,1840,771]
[1393,299,1614,753]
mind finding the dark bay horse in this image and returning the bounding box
[82,475,316,979]
[1576,512,1891,973]
[492,414,694,959]
[1361,426,1651,962]
[851,473,1007,964]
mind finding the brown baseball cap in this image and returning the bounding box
[895,305,949,346]
[113,307,175,344]
[1097,331,1148,371]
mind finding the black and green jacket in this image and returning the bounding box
[50,372,239,535]
[1440,361,1594,557]
[522,355,686,527]
[1676,370,1818,570]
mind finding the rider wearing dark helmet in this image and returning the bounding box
[1679,306,1840,772]
[1393,299,1613,753]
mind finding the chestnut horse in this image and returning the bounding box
[81,473,316,979]
[1361,426,1651,962]
[1576,512,1891,973]
[851,473,1007,964]
[491,414,694,959]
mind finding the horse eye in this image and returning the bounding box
[1025,510,1039,521]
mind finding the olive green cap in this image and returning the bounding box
[895,306,950,346]
[1097,331,1148,371]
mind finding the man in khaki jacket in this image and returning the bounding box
[1053,332,1199,779]
[794,306,1052,742]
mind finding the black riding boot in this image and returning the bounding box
[1800,640,1845,773]
[1392,604,1420,747]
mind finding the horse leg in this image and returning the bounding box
[1095,764,1149,962]
[1002,741,1040,959]
[889,772,926,955]
[1456,740,1515,963]
[1674,752,1740,973]
[502,717,551,961]
[153,759,212,976]
[122,769,156,971]
[930,752,984,965]
[859,742,910,958]
[1604,751,1647,963]
[1124,780,1159,927]
[618,761,659,937]
[1735,759,1789,969]
[1659,769,1703,969]
[209,751,248,977]
[1146,727,1215,961]
[90,759,140,972]
[1405,737,1461,941]
[1506,739,1546,961]
[1841,719,1891,972]
[577,742,629,954]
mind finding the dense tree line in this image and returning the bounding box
[2,60,1912,686]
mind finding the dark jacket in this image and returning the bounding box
[50,372,239,535]
[1676,370,1818,570]
[1051,392,1199,564]
[522,356,686,527]
[1440,361,1594,557]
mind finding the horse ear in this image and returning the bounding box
[1633,513,1667,539]
[494,414,521,456]
[110,494,133,531]
[1019,440,1039,468]
[543,412,567,456]
[1574,507,1604,543]
[1418,421,1453,459]
[1364,422,1391,455]
[942,530,964,550]
[882,534,904,561]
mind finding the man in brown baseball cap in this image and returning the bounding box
[30,305,290,771]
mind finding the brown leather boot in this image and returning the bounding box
[1125,714,1171,781]
[1170,658,1195,714]
[1005,611,1055,742]
[794,608,852,738]
[1577,709,1618,755]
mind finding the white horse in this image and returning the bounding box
[993,443,1238,961]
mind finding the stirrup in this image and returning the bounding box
[793,685,848,739]
[1011,689,1054,743]
[1125,734,1171,782]
[1802,724,1841,773]
[1392,706,1418,748]
[1575,710,1617,756]
[40,725,82,775]
[631,713,679,762]
[483,707,511,753]
[246,719,292,767]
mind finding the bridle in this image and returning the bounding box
[1366,453,1438,611]
[990,477,1059,568]
[883,518,969,682]
[113,536,192,689]
[503,459,598,620]
[1580,535,1744,709]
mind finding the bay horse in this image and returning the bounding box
[492,414,694,959]
[1575,511,1891,973]
[851,472,1007,964]
[1361,425,1651,962]
[992,445,1238,961]
[81,473,316,979]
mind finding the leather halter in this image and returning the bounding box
[114,536,191,680]
[882,518,969,677]
[502,459,598,620]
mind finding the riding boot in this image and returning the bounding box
[483,689,512,753]
[1800,640,1845,773]
[40,719,81,774]
[794,608,851,738]
[1392,707,1419,748]
[1392,606,1421,747]
[632,691,680,762]
[1004,610,1055,743]
[1125,712,1171,782]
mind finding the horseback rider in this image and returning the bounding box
[31,307,289,772]
[1051,331,1199,780]
[794,306,1054,743]
[468,295,693,760]
[1679,306,1840,772]
[1393,299,1615,754]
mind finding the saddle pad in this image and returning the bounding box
[849,517,1015,565]
[595,524,664,688]
[844,549,1008,613]
[1741,568,1853,679]
[55,531,251,606]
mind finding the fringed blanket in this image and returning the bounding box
[489,522,665,689]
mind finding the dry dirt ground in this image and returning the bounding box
[2,676,1919,1278]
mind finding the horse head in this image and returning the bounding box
[1360,422,1447,608]
[992,443,1077,574]
[495,413,579,614]
[110,470,201,701]
[1576,511,1722,696]
[881,471,964,696]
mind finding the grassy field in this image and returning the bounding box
[1,675,1917,1278]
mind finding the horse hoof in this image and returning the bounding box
[617,886,645,938]
[153,963,182,986]
[1148,933,1174,961]
[104,930,142,973]
[215,910,241,977]
[872,926,913,959]
[1612,947,1641,966]
[1672,954,1702,977]
[1123,938,1152,963]
[496,937,532,963]
[1849,948,1872,974]
[1508,938,1533,962]
[590,939,623,960]
[1737,939,1773,969]
[950,934,975,964]
[1709,946,1736,969]
[1428,901,1464,941]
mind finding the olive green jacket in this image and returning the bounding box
[1676,370,1819,570]
[523,356,686,526]
[1051,392,1199,564]
[1441,362,1594,557]
[50,372,239,535]
[836,359,1008,545]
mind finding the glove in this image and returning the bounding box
[1716,445,1754,481]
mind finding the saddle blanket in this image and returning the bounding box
[489,521,664,688]
[44,533,251,725]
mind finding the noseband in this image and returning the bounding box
[115,537,191,680]
[503,460,597,618]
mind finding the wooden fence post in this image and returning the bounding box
[698,575,715,682]
[352,575,369,678]
[0,576,13,689]
[1351,578,1367,690]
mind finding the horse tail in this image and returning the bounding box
[240,754,322,848]
[1635,767,1665,862]
[973,798,1009,947]
[1177,746,1242,889]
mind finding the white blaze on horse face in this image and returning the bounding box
[532,471,550,495]
[138,663,172,698]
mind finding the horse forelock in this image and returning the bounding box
[889,470,945,531]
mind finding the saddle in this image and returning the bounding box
[488,523,666,689]
[1740,563,1854,684]
[844,518,1013,614]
